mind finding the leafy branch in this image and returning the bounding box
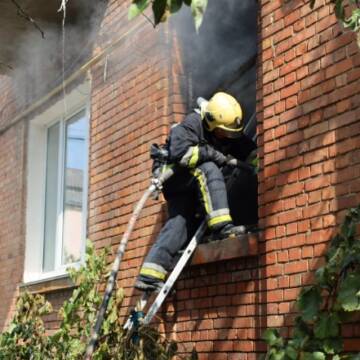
[263,205,360,360]
[0,240,195,359]
[128,0,360,46]
[128,0,207,31]
[311,0,360,46]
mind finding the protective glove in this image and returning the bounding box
[225,155,238,167]
[226,155,257,174]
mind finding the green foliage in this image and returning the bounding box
[190,0,208,31]
[297,287,322,321]
[263,206,360,360]
[128,0,150,21]
[152,0,168,25]
[0,292,53,359]
[311,0,360,46]
[128,0,208,31]
[337,273,360,311]
[0,240,193,359]
[128,0,360,46]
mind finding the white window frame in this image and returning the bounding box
[24,80,91,283]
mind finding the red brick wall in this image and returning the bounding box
[258,0,360,354]
[87,1,174,314]
[0,0,360,358]
[0,77,27,328]
[88,4,260,359]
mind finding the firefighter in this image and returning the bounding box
[135,92,257,292]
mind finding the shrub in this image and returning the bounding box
[263,206,360,360]
[0,241,195,359]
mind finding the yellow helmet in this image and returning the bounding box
[200,92,243,136]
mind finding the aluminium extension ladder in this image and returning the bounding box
[123,220,207,332]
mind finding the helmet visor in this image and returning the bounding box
[214,125,243,139]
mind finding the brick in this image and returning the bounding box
[325,57,353,79]
[277,250,289,263]
[316,13,337,33]
[274,101,286,114]
[329,110,358,131]
[278,209,302,224]
[267,264,284,277]
[274,77,285,91]
[264,91,281,107]
[286,95,298,110]
[284,287,301,300]
[267,315,284,327]
[288,248,301,261]
[296,194,308,207]
[336,99,352,113]
[280,81,300,99]
[233,341,254,352]
[306,229,334,244]
[283,197,296,210]
[286,223,297,235]
[279,57,303,77]
[303,202,330,219]
[196,341,213,352]
[304,176,330,192]
[276,225,286,238]
[279,302,290,313]
[281,234,306,249]
[279,131,303,148]
[298,220,310,233]
[302,246,313,258]
[264,69,280,84]
[289,274,302,287]
[304,148,329,165]
[325,32,354,54]
[322,187,336,200]
[279,106,303,123]
[308,190,322,204]
[310,216,323,230]
[310,163,323,176]
[303,44,326,65]
[296,65,309,80]
[274,27,293,44]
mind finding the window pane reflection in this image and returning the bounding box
[62,111,88,265]
[43,123,60,272]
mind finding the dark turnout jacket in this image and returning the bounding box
[167,112,256,168]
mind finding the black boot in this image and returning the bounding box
[135,274,164,293]
[211,223,246,240]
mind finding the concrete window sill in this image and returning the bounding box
[191,233,258,265]
[19,274,76,294]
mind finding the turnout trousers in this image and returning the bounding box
[139,161,232,282]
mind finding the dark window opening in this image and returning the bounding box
[173,0,258,227]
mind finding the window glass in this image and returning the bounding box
[43,122,60,272]
[62,111,88,265]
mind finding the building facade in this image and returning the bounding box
[0,0,359,358]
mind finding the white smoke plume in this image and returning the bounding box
[2,0,108,110]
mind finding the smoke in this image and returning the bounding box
[8,0,108,108]
[2,0,258,128]
[172,0,258,128]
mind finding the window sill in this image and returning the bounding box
[19,235,258,293]
[19,274,76,294]
[191,233,258,265]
